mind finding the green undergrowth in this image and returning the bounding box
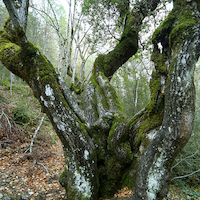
[0,81,57,144]
[171,133,200,199]
[169,186,200,200]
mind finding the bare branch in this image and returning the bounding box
[30,5,65,42]
[171,168,200,181]
[30,116,44,153]
[0,111,12,137]
[38,162,49,173]
[172,150,199,170]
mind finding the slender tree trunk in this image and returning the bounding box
[67,0,76,80]
[79,59,86,81]
[134,78,139,114]
[1,66,5,80]
[72,33,79,84]
[63,0,72,77]
[42,21,47,55]
[10,72,14,95]
[58,33,63,74]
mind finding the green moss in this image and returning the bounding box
[92,51,124,115]
[169,1,196,47]
[97,115,133,198]
[151,51,168,74]
[128,108,146,128]
[89,75,107,120]
[102,23,138,78]
[0,19,58,86]
[107,157,122,179]
[120,141,133,162]
[101,98,108,109]
[0,41,19,57]
[93,54,105,75]
[147,71,162,113]
[93,134,107,160]
[99,157,123,198]
[0,21,21,60]
[59,167,68,189]
[91,73,109,109]
[2,19,18,42]
[107,116,133,166]
[152,0,196,48]
[78,121,91,140]
[0,19,59,85]
[121,158,139,189]
[152,10,176,44]
[91,67,123,115]
[107,84,123,113]
[107,116,126,150]
[135,111,164,150]
[20,41,59,86]
[169,20,195,47]
[70,82,83,94]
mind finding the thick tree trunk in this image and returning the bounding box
[1,0,199,199]
[0,18,99,199]
[131,1,200,199]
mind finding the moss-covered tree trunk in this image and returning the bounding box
[130,1,200,199]
[1,0,200,199]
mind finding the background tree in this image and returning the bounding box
[0,0,200,200]
[30,0,95,85]
[111,59,150,117]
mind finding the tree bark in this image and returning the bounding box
[3,0,29,31]
[1,0,199,199]
[131,1,200,199]
[0,16,99,200]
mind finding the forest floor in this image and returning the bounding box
[0,83,191,200]
[0,84,67,199]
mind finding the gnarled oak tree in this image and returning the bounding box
[1,0,200,199]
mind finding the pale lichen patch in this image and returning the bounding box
[84,150,89,160]
[74,169,92,198]
[181,57,186,65]
[66,154,92,199]
[147,128,159,140]
[139,145,145,154]
[57,124,65,132]
[45,84,54,96]
[177,77,181,83]
[146,148,167,200]
[40,96,48,107]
